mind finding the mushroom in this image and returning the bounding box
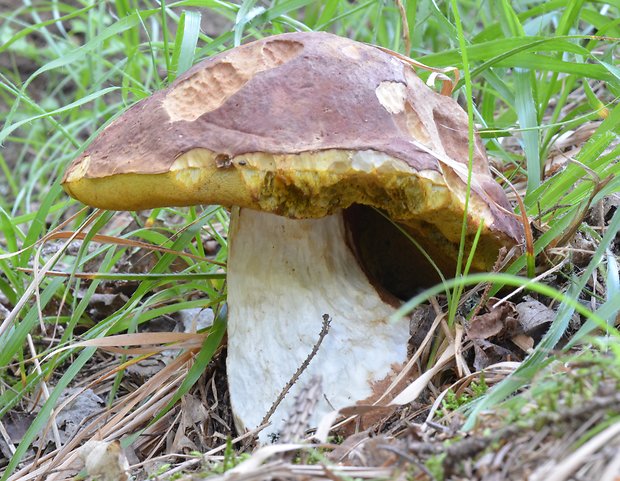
[62,32,523,440]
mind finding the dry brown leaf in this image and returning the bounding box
[467,299,519,340]
[515,297,555,336]
[473,340,519,371]
[512,333,535,352]
[45,332,207,359]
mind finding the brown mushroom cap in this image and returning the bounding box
[62,31,523,271]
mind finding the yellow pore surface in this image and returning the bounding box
[62,148,499,269]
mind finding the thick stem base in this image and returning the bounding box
[226,208,409,441]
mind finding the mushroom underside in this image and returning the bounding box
[226,204,444,441]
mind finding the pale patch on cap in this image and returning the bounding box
[64,155,91,183]
[163,39,304,122]
[375,81,407,114]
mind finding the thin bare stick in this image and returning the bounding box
[259,315,331,431]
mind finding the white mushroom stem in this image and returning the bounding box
[226,208,410,441]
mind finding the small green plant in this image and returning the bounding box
[208,438,251,475]
[150,463,171,479]
[442,374,489,413]
[425,452,447,481]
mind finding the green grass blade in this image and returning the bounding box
[0,87,118,145]
[448,0,476,325]
[514,69,541,193]
[169,9,202,80]
[234,0,264,46]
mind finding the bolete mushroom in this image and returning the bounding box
[62,32,523,440]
